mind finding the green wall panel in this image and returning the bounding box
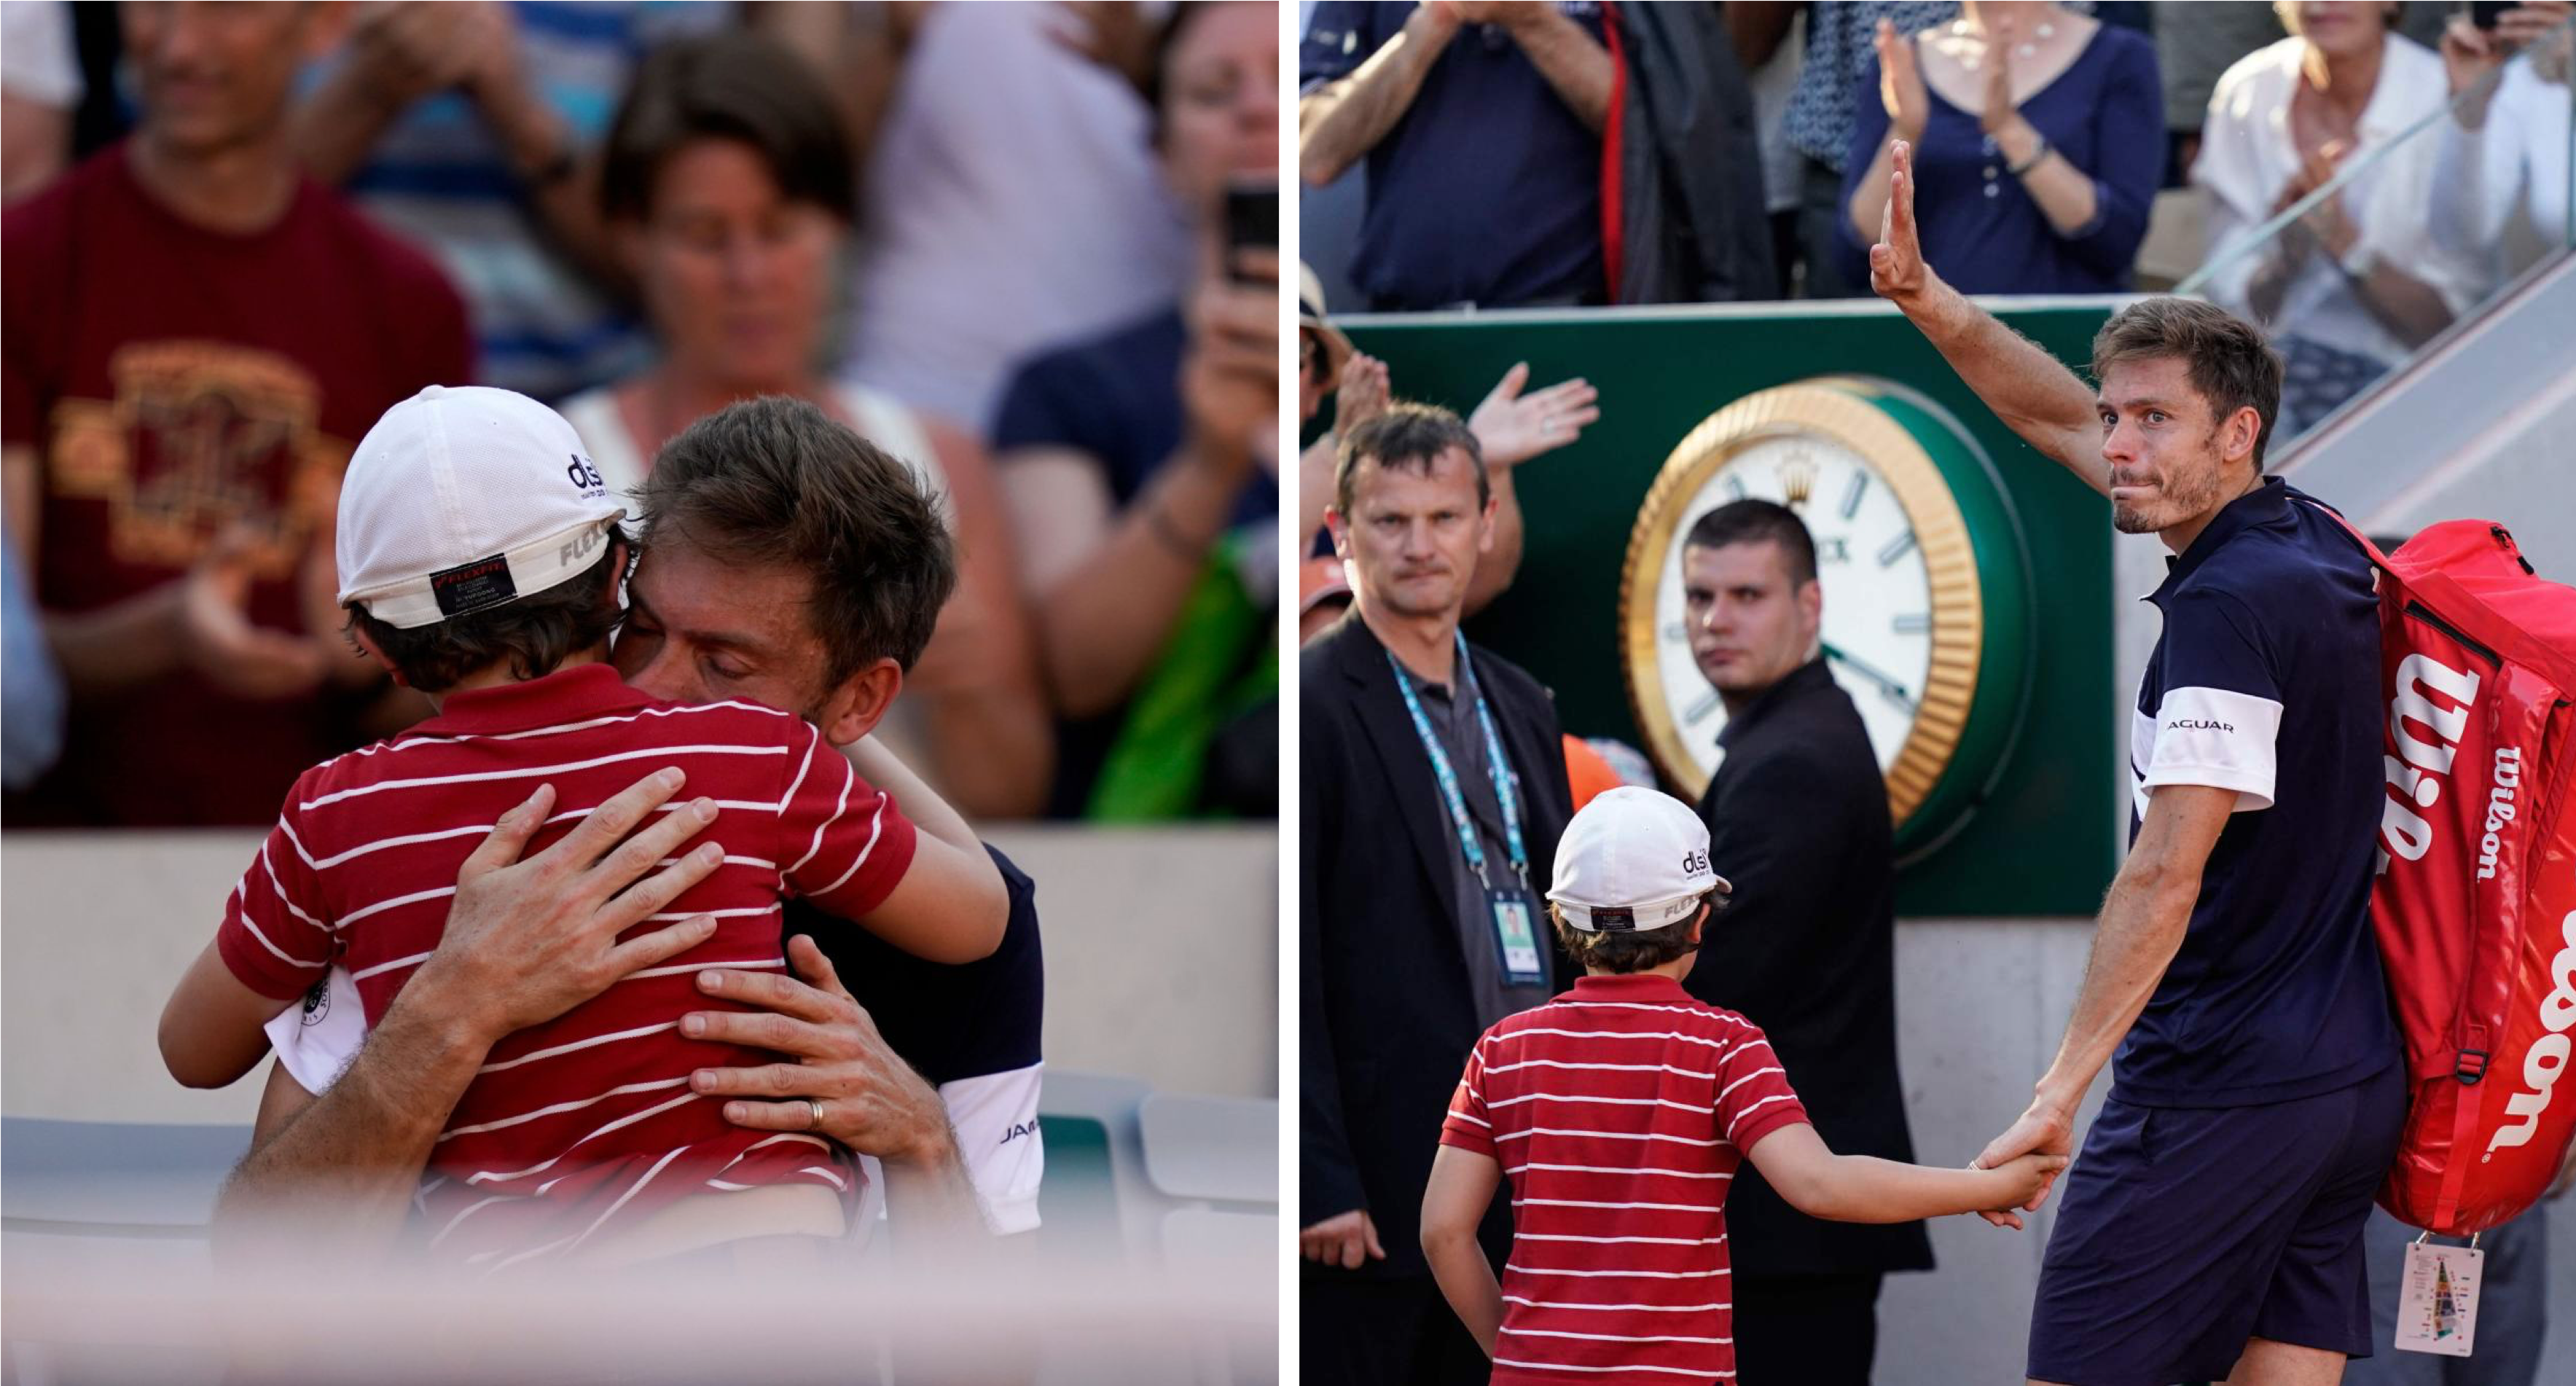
[1335,301,2124,917]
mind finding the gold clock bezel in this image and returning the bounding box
[1618,382,1985,824]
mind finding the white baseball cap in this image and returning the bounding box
[337,385,625,630]
[1546,786,1732,933]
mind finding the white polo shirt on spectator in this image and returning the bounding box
[2194,34,2481,369]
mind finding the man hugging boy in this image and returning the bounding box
[157,385,1006,1270]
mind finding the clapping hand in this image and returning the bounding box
[344,1,488,111]
[181,525,329,700]
[1875,17,1929,143]
[1468,362,1600,469]
[1980,29,2019,134]
[1436,1,1548,32]
[1336,351,1392,434]
[2271,141,2357,263]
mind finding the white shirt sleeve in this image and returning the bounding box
[2142,685,2285,812]
[850,1062,1046,1238]
[941,1064,1046,1235]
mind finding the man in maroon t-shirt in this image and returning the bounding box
[0,1,471,826]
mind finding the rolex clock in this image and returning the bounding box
[1620,377,2037,860]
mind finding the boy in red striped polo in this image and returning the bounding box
[157,386,1007,1270]
[1423,787,2064,1382]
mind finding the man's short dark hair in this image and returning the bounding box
[1681,499,1817,587]
[639,396,955,685]
[600,32,857,224]
[1550,893,1723,974]
[2091,296,2285,468]
[1335,403,1489,515]
[348,533,628,695]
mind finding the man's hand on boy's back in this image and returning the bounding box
[684,936,956,1167]
[407,772,728,1047]
[217,770,728,1260]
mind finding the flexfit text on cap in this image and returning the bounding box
[337,385,626,630]
[1546,786,1731,933]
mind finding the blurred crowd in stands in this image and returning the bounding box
[1,0,1280,828]
[1298,0,2572,497]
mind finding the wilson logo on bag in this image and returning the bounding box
[2341,516,2576,1234]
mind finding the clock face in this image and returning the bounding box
[1647,431,1936,787]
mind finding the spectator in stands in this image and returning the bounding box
[1,0,471,826]
[993,1,1277,821]
[2432,2,2573,286]
[1,531,63,789]
[1293,265,1600,619]
[1299,2,1611,310]
[2156,1,2287,183]
[1302,404,1576,1386]
[829,1,1193,433]
[291,1,728,402]
[1842,2,2164,294]
[1,0,81,203]
[1780,1,1960,298]
[1728,5,1824,294]
[552,32,1051,821]
[2195,1,2478,435]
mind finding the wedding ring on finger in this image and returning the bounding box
[807,1098,826,1131]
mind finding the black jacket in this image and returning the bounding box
[1301,614,1574,1280]
[1610,0,1777,303]
[1688,658,1933,1277]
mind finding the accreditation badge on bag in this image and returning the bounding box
[2393,1237,2482,1357]
[1489,888,1544,986]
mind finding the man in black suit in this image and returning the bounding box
[1301,404,1575,1386]
[1677,500,1932,1385]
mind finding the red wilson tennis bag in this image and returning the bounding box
[2348,518,2576,1234]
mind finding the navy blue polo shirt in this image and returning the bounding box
[1299,2,1605,310]
[787,843,1044,1086]
[2117,478,2398,1108]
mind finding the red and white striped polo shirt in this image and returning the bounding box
[215,663,918,1272]
[1441,972,1809,1384]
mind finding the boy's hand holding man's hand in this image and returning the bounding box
[1972,1150,2072,1230]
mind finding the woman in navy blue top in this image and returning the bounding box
[1837,3,2162,294]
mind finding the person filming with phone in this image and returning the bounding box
[993,1,1279,821]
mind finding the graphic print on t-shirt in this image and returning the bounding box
[44,340,345,580]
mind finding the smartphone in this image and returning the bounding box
[2467,1,2514,29]
[1224,182,1278,283]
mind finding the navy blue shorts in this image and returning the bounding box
[2027,1061,2406,1385]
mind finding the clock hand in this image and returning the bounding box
[1822,641,1914,702]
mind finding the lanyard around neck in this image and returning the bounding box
[1387,631,1530,890]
